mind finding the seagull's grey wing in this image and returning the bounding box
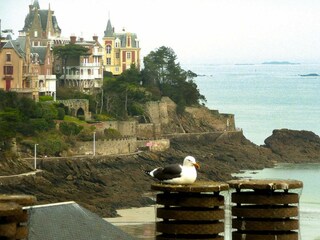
[153,164,182,181]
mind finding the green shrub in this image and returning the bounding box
[57,107,65,120]
[59,122,83,136]
[39,95,53,102]
[104,128,122,139]
[77,128,94,141]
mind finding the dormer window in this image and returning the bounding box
[127,36,131,47]
[115,39,120,48]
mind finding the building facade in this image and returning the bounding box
[53,35,104,93]
[0,35,39,100]
[102,19,141,75]
[21,0,61,47]
[0,0,60,100]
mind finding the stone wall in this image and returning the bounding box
[72,137,138,155]
[136,123,161,139]
[137,139,170,152]
[95,121,136,136]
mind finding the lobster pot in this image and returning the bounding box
[228,179,303,240]
[0,195,37,240]
[151,181,229,240]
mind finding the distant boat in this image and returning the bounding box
[300,73,319,77]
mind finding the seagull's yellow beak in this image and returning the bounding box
[193,162,200,169]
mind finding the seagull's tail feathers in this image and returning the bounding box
[143,170,152,177]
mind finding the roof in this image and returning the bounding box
[2,39,25,58]
[22,6,61,33]
[26,201,135,240]
[104,19,114,37]
[115,33,139,48]
[31,46,47,64]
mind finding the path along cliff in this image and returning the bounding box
[0,128,319,217]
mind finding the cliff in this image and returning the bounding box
[0,129,319,217]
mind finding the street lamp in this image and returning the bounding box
[93,132,96,156]
[34,144,39,170]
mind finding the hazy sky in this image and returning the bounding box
[1,0,320,64]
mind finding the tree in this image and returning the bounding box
[142,46,206,110]
[102,65,149,119]
[53,43,89,85]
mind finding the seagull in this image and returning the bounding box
[145,156,200,184]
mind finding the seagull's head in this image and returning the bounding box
[183,156,200,169]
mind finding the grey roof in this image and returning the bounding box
[31,46,47,64]
[26,202,135,240]
[115,33,139,48]
[104,19,114,37]
[3,39,25,58]
[33,0,40,9]
[22,8,61,33]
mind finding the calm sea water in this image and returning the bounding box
[108,64,320,239]
[186,63,320,145]
[233,163,320,240]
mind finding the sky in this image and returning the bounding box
[1,0,320,65]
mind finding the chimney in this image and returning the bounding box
[93,35,98,42]
[70,35,76,44]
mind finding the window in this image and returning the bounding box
[106,45,111,54]
[6,53,11,62]
[127,36,131,47]
[34,30,38,37]
[106,58,111,65]
[116,53,120,59]
[3,66,13,75]
[127,52,131,59]
[115,39,120,48]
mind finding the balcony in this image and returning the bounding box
[93,50,104,56]
[38,75,57,81]
[10,88,35,93]
[80,63,101,67]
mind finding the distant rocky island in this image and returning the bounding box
[300,73,319,77]
[262,61,300,65]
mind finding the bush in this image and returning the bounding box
[104,128,122,139]
[39,95,53,102]
[57,107,65,120]
[59,122,83,136]
[42,136,68,156]
[77,128,94,141]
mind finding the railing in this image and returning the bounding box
[79,63,101,67]
[10,88,34,93]
[38,75,56,80]
[92,50,104,56]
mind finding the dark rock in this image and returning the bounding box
[264,129,320,162]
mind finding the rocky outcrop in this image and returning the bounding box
[145,97,235,134]
[264,129,320,162]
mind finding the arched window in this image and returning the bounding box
[106,45,111,54]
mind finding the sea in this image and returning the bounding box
[106,63,320,240]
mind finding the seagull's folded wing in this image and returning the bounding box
[153,164,182,181]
